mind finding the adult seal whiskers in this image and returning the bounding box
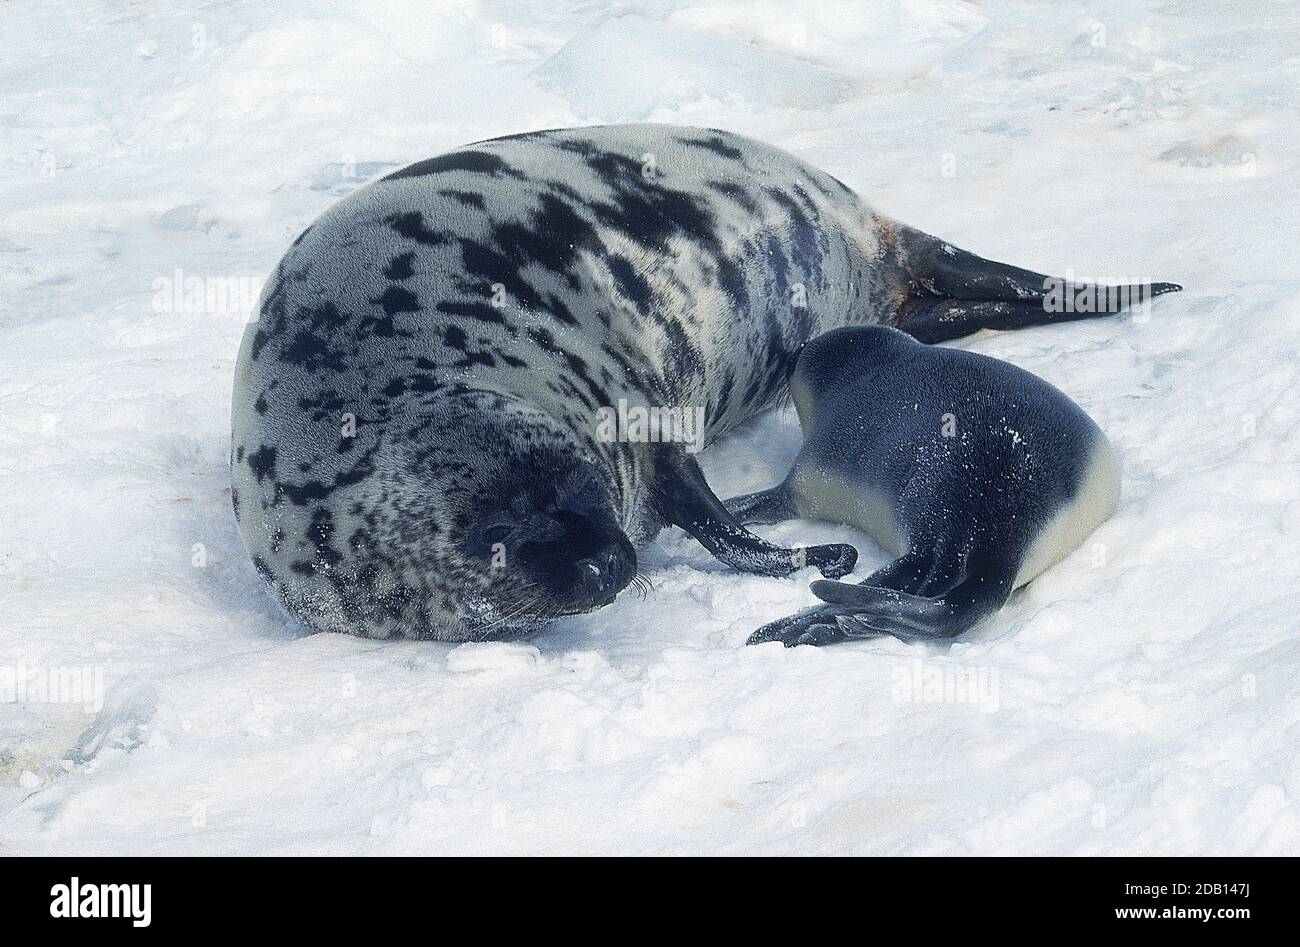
[230,124,1178,640]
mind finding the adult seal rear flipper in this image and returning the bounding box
[889,223,1182,344]
[655,452,856,579]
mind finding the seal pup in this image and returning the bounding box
[230,124,1175,640]
[731,325,1122,647]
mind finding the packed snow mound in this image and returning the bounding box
[1,0,1298,854]
[535,14,852,119]
[665,0,988,75]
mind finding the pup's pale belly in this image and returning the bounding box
[1012,434,1122,588]
[787,465,909,559]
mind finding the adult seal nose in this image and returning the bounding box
[577,548,626,601]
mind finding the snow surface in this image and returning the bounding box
[2,0,1298,855]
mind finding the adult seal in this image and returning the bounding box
[729,325,1122,647]
[230,124,1177,640]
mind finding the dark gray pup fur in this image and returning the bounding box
[733,326,1123,647]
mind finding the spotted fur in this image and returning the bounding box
[230,124,1176,640]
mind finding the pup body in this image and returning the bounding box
[729,326,1120,646]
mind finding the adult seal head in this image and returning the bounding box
[731,325,1122,647]
[230,124,1177,640]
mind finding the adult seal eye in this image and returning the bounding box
[561,473,604,512]
[480,523,514,546]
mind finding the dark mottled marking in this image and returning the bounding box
[370,285,420,316]
[452,350,495,369]
[441,189,486,209]
[544,292,580,326]
[384,252,416,280]
[528,325,560,353]
[445,325,469,349]
[678,132,744,161]
[354,312,404,340]
[706,179,759,215]
[386,211,445,246]
[305,301,349,332]
[606,255,652,308]
[661,318,703,383]
[250,327,271,361]
[296,389,347,423]
[457,238,551,313]
[251,555,274,582]
[710,370,734,425]
[249,273,291,360]
[491,192,599,277]
[247,445,277,483]
[278,443,380,506]
[307,508,343,567]
[384,150,526,182]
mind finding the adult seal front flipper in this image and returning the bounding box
[655,452,856,579]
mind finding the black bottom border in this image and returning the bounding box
[0,855,1278,933]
